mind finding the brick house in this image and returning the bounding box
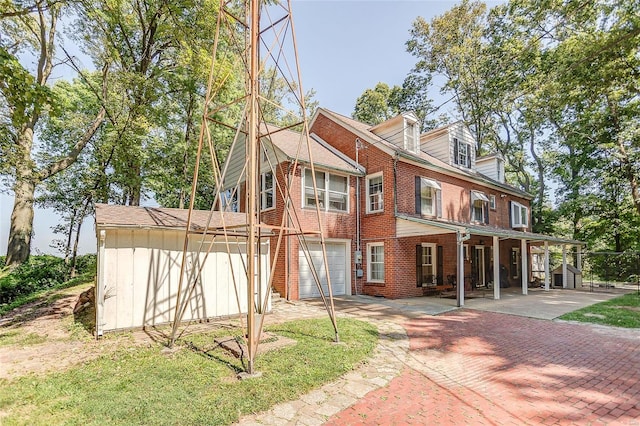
[222,111,582,305]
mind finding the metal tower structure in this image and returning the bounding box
[168,0,339,375]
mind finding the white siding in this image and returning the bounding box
[96,228,270,334]
[396,217,457,237]
[373,124,404,148]
[476,156,504,183]
[421,132,450,163]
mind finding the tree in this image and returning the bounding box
[491,0,640,248]
[352,82,403,126]
[406,0,496,152]
[1,1,106,267]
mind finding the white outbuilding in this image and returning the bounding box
[94,204,270,336]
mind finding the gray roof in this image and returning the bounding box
[315,109,531,200]
[95,204,248,232]
[262,124,363,175]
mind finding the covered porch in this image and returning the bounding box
[396,214,585,307]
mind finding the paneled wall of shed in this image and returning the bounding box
[96,228,270,335]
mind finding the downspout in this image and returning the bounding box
[393,154,399,216]
[355,139,362,295]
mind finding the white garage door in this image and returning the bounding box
[299,241,349,299]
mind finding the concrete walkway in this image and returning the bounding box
[236,288,640,425]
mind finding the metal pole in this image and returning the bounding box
[246,0,259,375]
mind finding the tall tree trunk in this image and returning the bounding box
[6,178,36,268]
[5,126,37,268]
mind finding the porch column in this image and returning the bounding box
[544,241,550,291]
[493,236,500,300]
[521,238,528,295]
[457,237,465,307]
[577,246,582,272]
[562,245,568,288]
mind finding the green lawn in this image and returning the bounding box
[559,292,640,328]
[0,318,377,425]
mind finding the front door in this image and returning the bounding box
[474,246,486,287]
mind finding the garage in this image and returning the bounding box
[298,240,350,299]
[95,204,270,335]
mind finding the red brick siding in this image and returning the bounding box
[394,161,531,230]
[236,160,358,300]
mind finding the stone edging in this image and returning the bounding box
[236,318,409,425]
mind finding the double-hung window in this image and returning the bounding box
[367,242,384,282]
[510,201,529,228]
[489,194,496,210]
[471,190,489,224]
[304,168,348,212]
[405,120,417,152]
[366,172,383,213]
[453,138,471,168]
[260,172,274,211]
[415,177,442,217]
[221,188,239,212]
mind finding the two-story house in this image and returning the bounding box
[221,123,363,300]
[222,109,582,306]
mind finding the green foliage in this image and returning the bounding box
[353,82,403,126]
[0,256,68,305]
[0,318,377,424]
[0,255,96,308]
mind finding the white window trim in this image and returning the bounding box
[366,172,384,214]
[404,119,418,153]
[455,138,470,168]
[221,188,239,213]
[471,190,488,223]
[260,171,275,212]
[489,194,496,210]
[367,242,385,283]
[420,242,437,286]
[419,177,441,217]
[511,201,529,228]
[303,168,349,213]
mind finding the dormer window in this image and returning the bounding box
[454,138,471,168]
[405,119,417,152]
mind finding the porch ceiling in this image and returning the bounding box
[395,214,584,246]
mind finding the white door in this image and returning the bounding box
[299,241,349,299]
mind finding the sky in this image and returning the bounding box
[0,0,502,257]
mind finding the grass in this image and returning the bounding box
[559,292,640,328]
[0,317,377,425]
[0,330,48,347]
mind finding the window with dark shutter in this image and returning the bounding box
[453,138,459,165]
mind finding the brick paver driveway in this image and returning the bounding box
[327,310,640,425]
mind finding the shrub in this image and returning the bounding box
[74,254,97,276]
[0,256,69,305]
